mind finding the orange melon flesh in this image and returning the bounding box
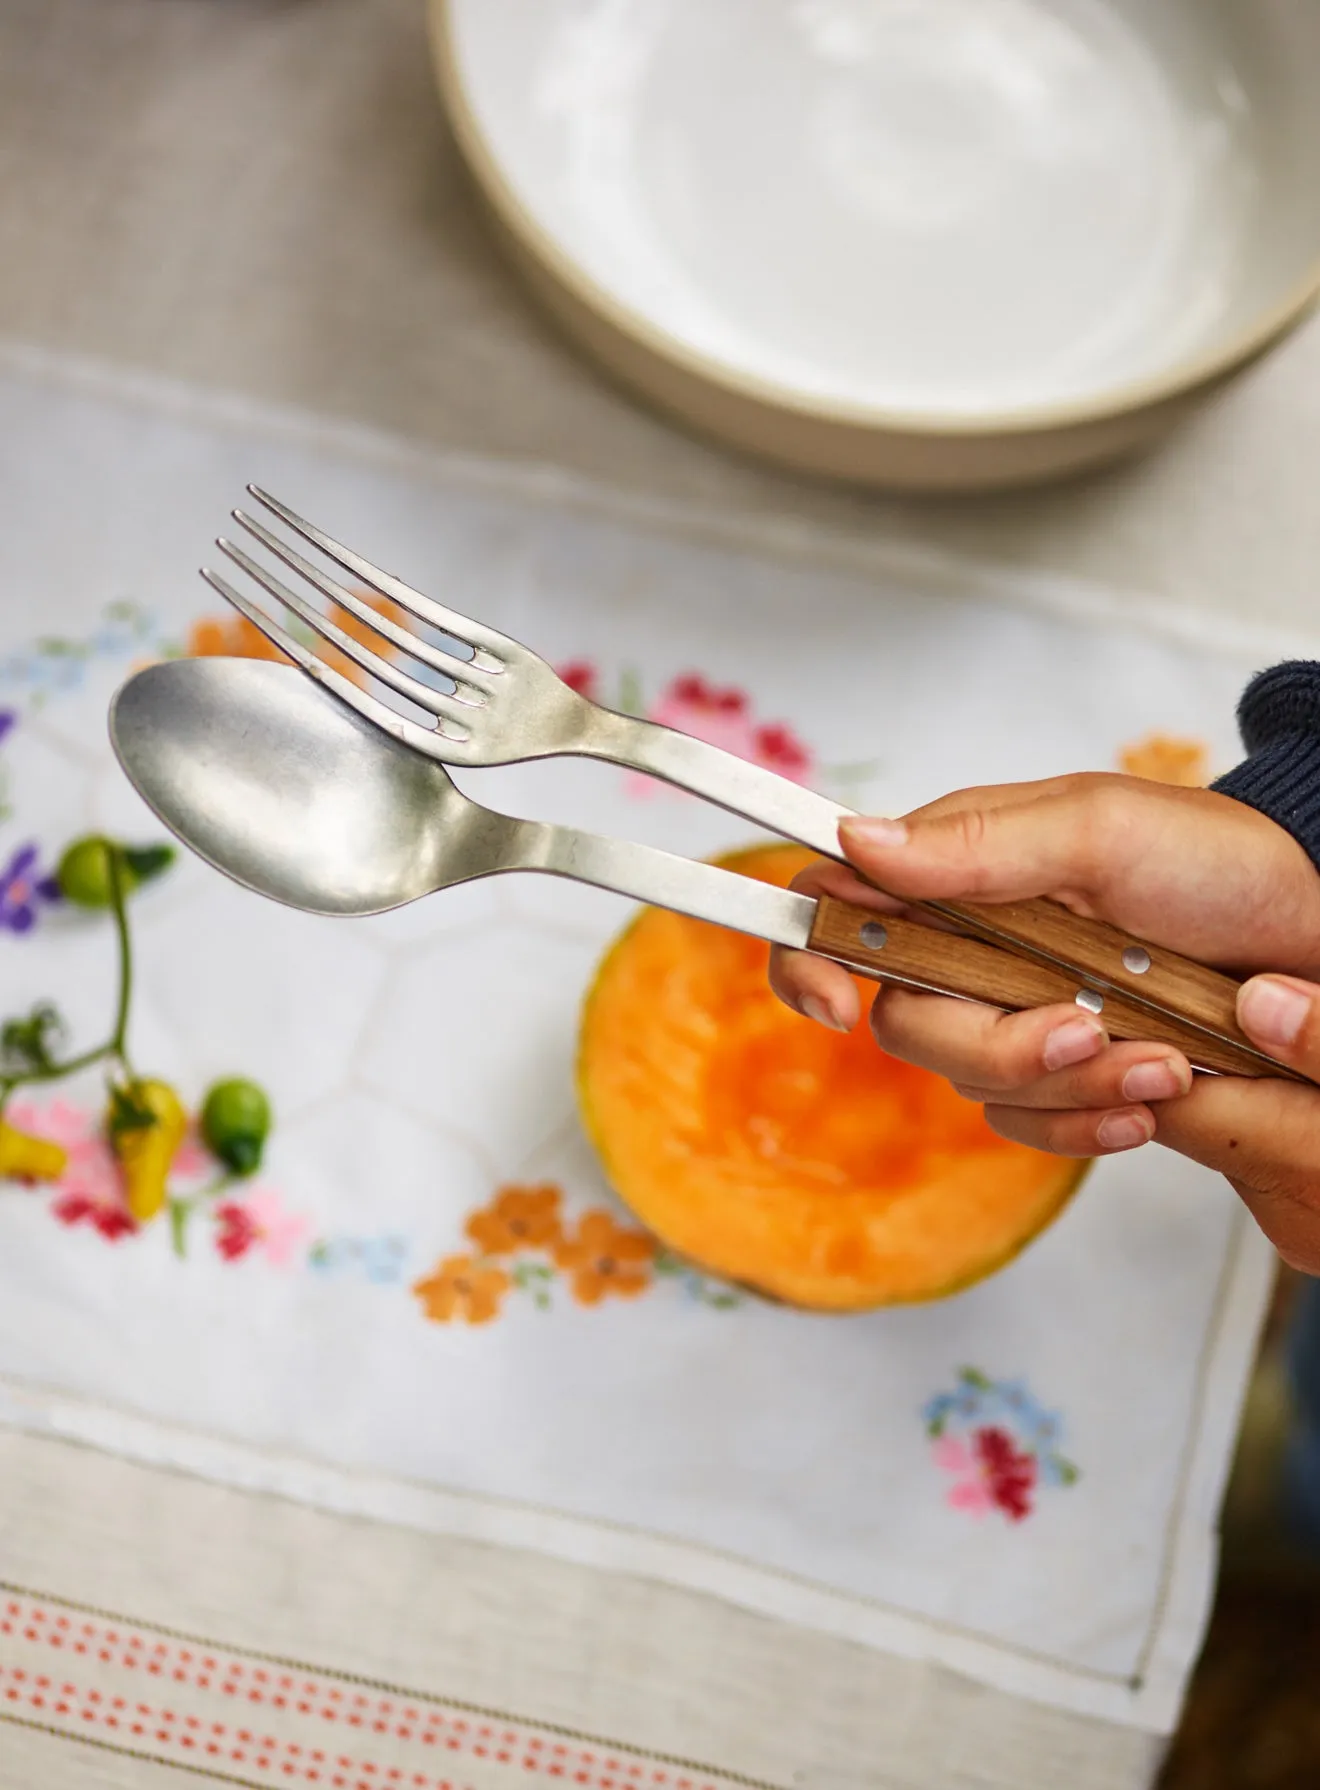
[578,844,1086,1310]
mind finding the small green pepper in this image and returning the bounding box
[56,837,175,909]
[201,1077,272,1176]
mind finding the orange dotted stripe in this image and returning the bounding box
[0,1597,721,1790]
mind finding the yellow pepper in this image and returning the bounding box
[0,1120,67,1184]
[109,1079,187,1223]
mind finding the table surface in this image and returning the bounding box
[2,2,1317,1785]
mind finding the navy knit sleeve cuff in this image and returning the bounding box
[1211,661,1320,871]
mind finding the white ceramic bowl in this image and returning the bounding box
[432,0,1320,491]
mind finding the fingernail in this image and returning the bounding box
[1122,1059,1190,1103]
[841,817,909,849]
[1239,977,1311,1048]
[1097,1110,1155,1151]
[1043,1017,1105,1071]
[802,994,850,1034]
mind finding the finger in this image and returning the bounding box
[869,987,1111,1091]
[1237,975,1320,1080]
[1149,1074,1320,1273]
[769,860,908,1032]
[767,945,861,1034]
[1152,1070,1320,1187]
[952,1038,1192,1111]
[835,779,1320,968]
[982,1102,1156,1157]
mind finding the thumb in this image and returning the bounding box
[838,790,1103,906]
[1237,976,1320,1078]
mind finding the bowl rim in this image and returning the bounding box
[431,0,1320,442]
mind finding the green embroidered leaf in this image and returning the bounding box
[926,1416,947,1439]
[1,1002,68,1074]
[106,1081,157,1137]
[1053,1457,1080,1486]
[168,1199,189,1260]
[123,843,176,887]
[959,1366,993,1390]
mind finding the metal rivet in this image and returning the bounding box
[859,921,888,951]
[1075,988,1104,1014]
[1122,946,1151,975]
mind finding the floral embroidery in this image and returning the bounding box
[1119,733,1209,787]
[465,1182,563,1255]
[187,613,288,666]
[554,1210,656,1304]
[0,842,61,934]
[187,592,402,691]
[3,1096,308,1266]
[0,601,162,707]
[308,1234,408,1283]
[924,1368,1078,1523]
[412,1182,739,1324]
[552,660,882,802]
[213,1188,310,1266]
[412,1253,511,1325]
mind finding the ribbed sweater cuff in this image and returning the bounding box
[1213,732,1320,869]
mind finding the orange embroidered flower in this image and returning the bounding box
[186,592,407,689]
[188,613,289,664]
[412,1254,510,1325]
[1119,734,1209,788]
[554,1210,657,1305]
[465,1184,563,1257]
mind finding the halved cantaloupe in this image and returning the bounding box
[578,843,1087,1310]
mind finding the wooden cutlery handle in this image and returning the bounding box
[809,896,1308,1084]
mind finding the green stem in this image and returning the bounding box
[0,839,138,1110]
[106,843,135,1072]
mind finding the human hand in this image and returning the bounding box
[768,774,1320,1271]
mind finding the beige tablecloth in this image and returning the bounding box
[2,2,1318,1785]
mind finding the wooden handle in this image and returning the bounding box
[921,894,1245,1040]
[808,896,1308,1084]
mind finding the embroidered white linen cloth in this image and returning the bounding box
[0,349,1275,1733]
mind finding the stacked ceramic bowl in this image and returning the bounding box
[432,0,1320,491]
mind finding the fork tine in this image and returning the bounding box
[246,485,508,672]
[198,567,472,759]
[215,539,484,737]
[232,509,494,698]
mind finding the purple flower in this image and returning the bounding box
[0,844,61,934]
[0,709,15,746]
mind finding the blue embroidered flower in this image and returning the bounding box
[0,843,61,934]
[923,1366,1079,1519]
[308,1235,408,1283]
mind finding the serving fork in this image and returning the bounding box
[191,488,1302,1084]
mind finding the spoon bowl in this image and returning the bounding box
[109,657,505,915]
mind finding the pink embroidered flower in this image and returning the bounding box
[626,672,816,797]
[651,673,754,758]
[751,722,812,780]
[932,1427,1037,1522]
[9,1098,138,1242]
[932,1434,995,1517]
[214,1187,309,1266]
[976,1425,1037,1522]
[52,1191,137,1242]
[557,660,599,700]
